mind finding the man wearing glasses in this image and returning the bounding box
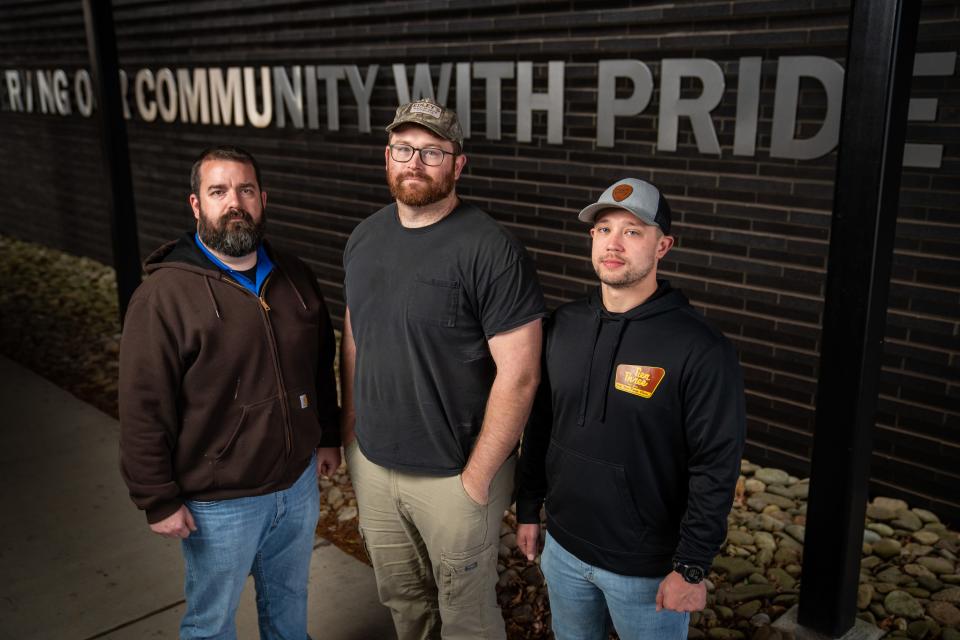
[340,98,546,639]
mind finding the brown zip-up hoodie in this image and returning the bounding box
[119,233,340,524]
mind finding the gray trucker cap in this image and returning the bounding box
[577,178,672,235]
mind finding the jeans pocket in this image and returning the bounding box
[440,544,496,610]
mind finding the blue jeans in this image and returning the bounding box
[179,455,320,640]
[540,532,689,640]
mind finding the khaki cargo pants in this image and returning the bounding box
[345,440,514,640]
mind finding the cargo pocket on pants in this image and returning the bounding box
[440,543,496,610]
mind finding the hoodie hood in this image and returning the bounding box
[143,231,221,276]
[578,281,690,424]
[142,232,236,320]
[140,231,310,319]
[586,279,688,321]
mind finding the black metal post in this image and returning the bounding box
[797,0,921,636]
[82,0,141,324]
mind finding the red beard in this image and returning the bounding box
[387,166,455,207]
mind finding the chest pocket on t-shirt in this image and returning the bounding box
[408,276,460,327]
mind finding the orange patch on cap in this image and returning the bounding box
[612,184,633,202]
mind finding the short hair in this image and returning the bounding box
[190,145,262,196]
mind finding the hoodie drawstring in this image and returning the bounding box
[204,276,222,320]
[281,267,308,310]
[578,311,631,425]
[576,314,603,426]
[599,318,630,423]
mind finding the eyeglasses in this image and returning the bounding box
[388,144,458,167]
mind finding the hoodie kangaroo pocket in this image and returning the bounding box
[214,395,285,489]
[545,443,653,554]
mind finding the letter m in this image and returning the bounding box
[209,67,244,126]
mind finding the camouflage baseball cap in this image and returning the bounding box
[385,98,464,146]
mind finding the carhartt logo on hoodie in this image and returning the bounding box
[614,364,665,398]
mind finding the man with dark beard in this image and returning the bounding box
[119,146,341,639]
[514,178,745,640]
[340,99,546,639]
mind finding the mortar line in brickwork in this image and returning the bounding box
[536,274,598,290]
[742,437,810,462]
[887,308,960,324]
[870,475,960,505]
[883,336,960,358]
[740,365,818,385]
[656,270,827,304]
[878,390,960,418]
[889,279,960,297]
[504,224,587,238]
[875,421,960,449]
[734,336,820,359]
[269,219,351,239]
[870,455,960,490]
[877,366,960,390]
[745,418,816,439]
[745,388,820,411]
[890,246,960,262]
[662,248,827,276]
[526,246,594,262]
[678,222,832,245]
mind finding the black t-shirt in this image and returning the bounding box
[343,201,547,475]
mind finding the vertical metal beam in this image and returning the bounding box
[798,0,920,636]
[82,0,141,324]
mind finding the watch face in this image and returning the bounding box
[685,565,704,583]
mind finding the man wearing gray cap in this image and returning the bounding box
[515,178,745,639]
[340,98,546,639]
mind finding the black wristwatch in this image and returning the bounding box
[672,560,706,584]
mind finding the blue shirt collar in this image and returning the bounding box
[194,233,274,296]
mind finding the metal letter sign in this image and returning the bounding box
[771,56,844,160]
[2,55,955,169]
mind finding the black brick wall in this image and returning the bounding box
[1,0,958,523]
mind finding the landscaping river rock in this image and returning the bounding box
[318,406,960,640]
[3,234,958,639]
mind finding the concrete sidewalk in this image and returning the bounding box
[0,356,395,640]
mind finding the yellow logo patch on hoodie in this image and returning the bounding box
[614,364,666,399]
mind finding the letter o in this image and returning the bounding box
[74,70,94,116]
[155,68,178,123]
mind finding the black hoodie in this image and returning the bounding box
[119,232,340,523]
[516,281,745,576]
